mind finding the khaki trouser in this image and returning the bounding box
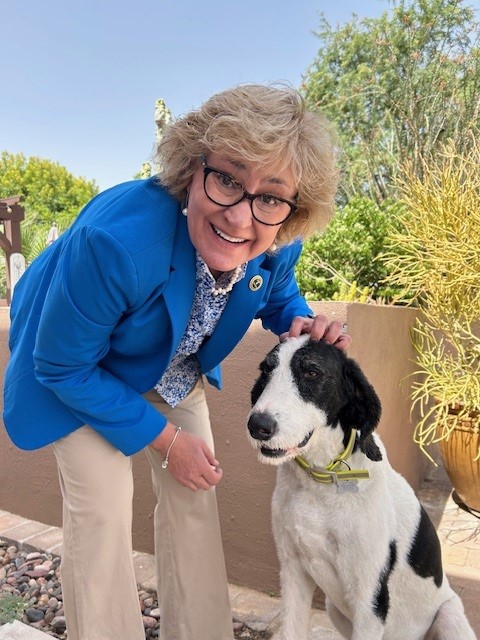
[52,379,234,640]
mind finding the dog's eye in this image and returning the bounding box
[303,370,318,379]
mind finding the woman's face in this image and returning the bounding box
[186,152,297,277]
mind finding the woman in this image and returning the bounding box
[3,84,350,640]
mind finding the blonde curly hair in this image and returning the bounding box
[156,84,339,246]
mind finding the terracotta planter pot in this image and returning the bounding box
[438,411,480,512]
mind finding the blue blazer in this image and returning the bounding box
[3,178,311,455]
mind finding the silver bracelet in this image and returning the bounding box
[161,426,182,469]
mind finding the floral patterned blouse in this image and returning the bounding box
[155,252,246,406]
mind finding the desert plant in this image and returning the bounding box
[332,280,372,304]
[384,137,480,462]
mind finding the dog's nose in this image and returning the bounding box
[248,411,278,441]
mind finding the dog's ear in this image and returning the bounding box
[337,357,382,461]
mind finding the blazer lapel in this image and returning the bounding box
[162,215,196,364]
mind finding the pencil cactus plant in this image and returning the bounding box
[384,137,480,475]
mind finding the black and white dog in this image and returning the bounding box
[247,335,475,640]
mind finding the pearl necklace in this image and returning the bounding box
[212,264,244,296]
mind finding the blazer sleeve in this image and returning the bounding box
[255,241,313,335]
[32,224,168,455]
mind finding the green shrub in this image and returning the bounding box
[296,196,404,301]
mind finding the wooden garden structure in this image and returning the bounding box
[0,196,24,303]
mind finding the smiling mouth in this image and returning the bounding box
[212,224,248,244]
[260,429,314,458]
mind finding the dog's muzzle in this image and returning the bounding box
[248,411,314,458]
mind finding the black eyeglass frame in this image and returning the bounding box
[201,159,298,227]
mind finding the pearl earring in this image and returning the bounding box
[270,242,277,253]
[182,192,189,216]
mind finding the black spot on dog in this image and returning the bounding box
[359,433,383,462]
[373,540,397,622]
[337,357,382,460]
[251,345,280,405]
[289,341,350,426]
[407,505,443,588]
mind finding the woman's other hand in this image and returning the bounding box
[149,424,222,491]
[280,315,351,351]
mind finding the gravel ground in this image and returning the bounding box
[0,540,271,639]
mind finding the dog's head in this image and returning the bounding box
[247,335,382,465]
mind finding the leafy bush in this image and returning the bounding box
[296,196,404,301]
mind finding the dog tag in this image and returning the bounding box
[337,479,359,494]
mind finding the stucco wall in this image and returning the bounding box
[0,302,428,598]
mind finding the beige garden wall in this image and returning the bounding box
[0,302,428,597]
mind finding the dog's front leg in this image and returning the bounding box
[272,553,316,640]
[350,608,385,640]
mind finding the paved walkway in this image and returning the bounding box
[0,619,50,639]
[1,472,479,639]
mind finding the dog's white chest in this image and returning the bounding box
[273,469,352,590]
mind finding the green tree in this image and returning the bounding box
[303,0,480,203]
[0,152,98,232]
[0,153,98,296]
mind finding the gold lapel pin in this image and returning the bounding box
[249,275,263,291]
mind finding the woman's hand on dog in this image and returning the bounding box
[281,315,352,351]
[149,423,223,491]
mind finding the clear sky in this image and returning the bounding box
[2,0,478,192]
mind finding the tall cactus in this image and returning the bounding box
[154,99,172,143]
[136,98,172,178]
[153,98,172,174]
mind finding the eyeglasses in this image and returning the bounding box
[201,158,297,226]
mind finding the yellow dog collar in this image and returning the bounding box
[295,428,369,493]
